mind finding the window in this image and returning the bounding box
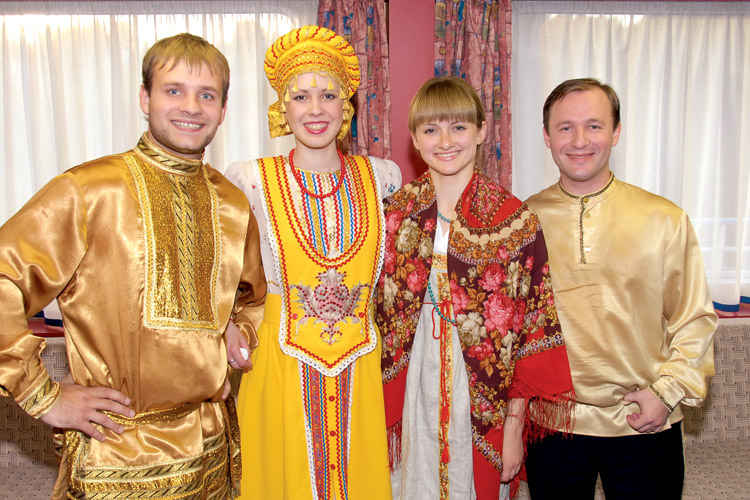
[0,0,317,223]
[511,1,750,309]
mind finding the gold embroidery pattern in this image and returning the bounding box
[648,386,675,412]
[220,396,242,497]
[126,155,220,332]
[170,175,199,322]
[136,135,202,175]
[432,253,448,270]
[436,268,453,499]
[20,377,60,417]
[558,174,614,264]
[64,431,230,499]
[102,402,200,426]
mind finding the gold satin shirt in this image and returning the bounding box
[526,176,716,436]
[0,135,266,498]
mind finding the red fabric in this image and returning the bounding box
[384,363,408,430]
[472,429,509,500]
[511,329,576,440]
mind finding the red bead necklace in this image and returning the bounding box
[288,148,347,199]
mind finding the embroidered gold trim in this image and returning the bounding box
[558,174,615,264]
[102,402,200,426]
[648,385,675,413]
[21,377,60,418]
[125,155,220,332]
[170,175,199,322]
[432,253,448,270]
[135,134,203,175]
[436,269,453,499]
[64,430,231,499]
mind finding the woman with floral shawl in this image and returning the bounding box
[375,76,574,500]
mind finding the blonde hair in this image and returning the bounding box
[142,33,230,106]
[408,76,487,167]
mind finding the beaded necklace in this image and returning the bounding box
[273,154,370,267]
[288,148,347,199]
[436,208,451,224]
[427,281,457,325]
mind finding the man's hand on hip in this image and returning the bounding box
[41,382,134,441]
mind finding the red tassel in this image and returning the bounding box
[441,445,451,464]
[441,405,450,423]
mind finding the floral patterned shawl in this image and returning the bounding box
[376,171,574,499]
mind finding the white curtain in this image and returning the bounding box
[511,1,750,309]
[0,0,317,224]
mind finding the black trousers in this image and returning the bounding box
[525,422,684,500]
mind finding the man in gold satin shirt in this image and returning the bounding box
[0,34,265,498]
[524,78,716,499]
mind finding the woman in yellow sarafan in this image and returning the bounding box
[224,26,401,499]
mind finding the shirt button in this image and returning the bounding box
[330,464,336,470]
[330,431,337,437]
[329,396,336,402]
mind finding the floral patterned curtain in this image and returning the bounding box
[318,0,391,158]
[435,0,512,188]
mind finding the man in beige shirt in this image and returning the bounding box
[524,78,716,499]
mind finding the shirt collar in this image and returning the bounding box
[557,173,616,205]
[134,133,204,176]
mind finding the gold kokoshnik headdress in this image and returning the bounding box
[264,25,360,140]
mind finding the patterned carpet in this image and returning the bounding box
[4,444,748,500]
[2,321,749,498]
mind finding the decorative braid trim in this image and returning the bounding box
[21,377,60,418]
[648,385,675,413]
[102,402,200,426]
[64,430,231,499]
[135,134,203,175]
[557,174,615,264]
[514,333,565,361]
[472,430,503,473]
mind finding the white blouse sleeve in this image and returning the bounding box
[368,157,402,199]
[224,160,278,291]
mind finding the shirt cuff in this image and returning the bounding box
[20,377,61,419]
[648,377,682,412]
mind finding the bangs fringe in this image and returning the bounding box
[408,78,485,132]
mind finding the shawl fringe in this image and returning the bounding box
[387,419,402,471]
[524,389,576,444]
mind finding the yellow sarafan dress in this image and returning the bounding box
[226,154,400,500]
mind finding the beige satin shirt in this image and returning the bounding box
[526,176,716,436]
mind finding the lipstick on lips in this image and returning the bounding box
[304,121,329,134]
